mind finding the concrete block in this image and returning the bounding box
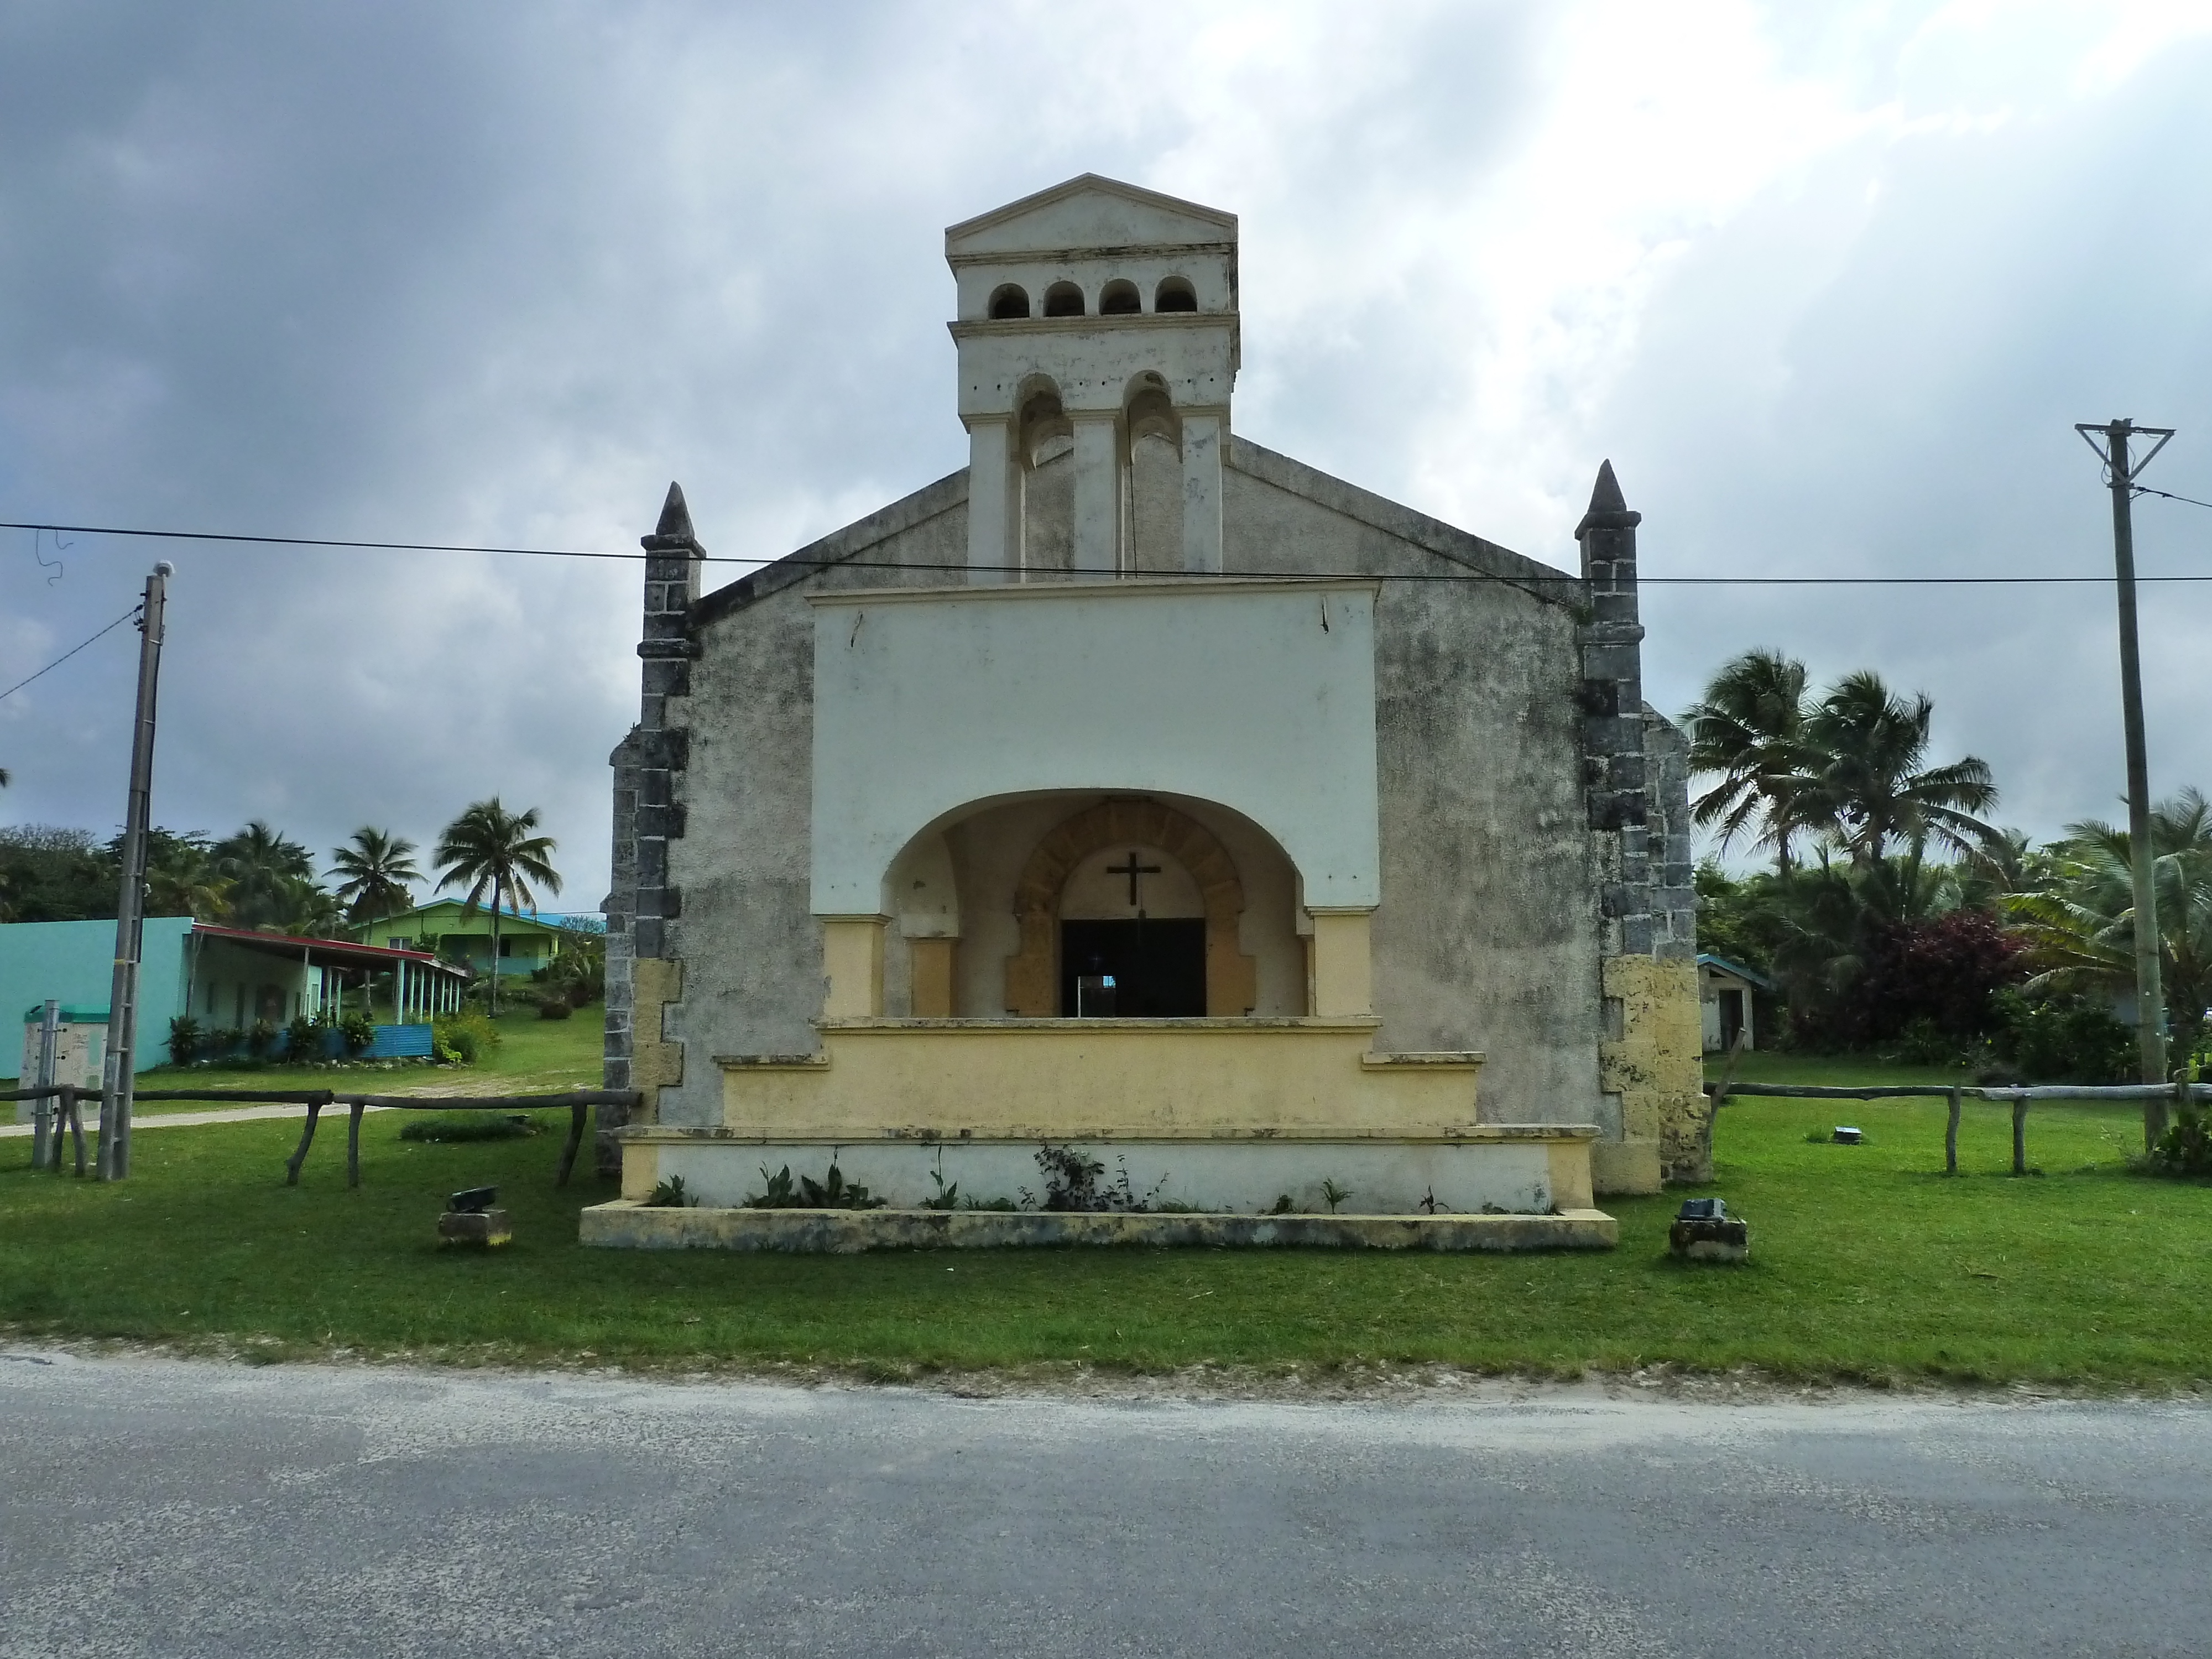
[1668,1214,1747,1264]
[438,1208,513,1248]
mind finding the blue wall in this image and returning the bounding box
[1,917,194,1075]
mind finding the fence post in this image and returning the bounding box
[1945,1087,1961,1176]
[2011,1091,2028,1177]
[346,1099,364,1189]
[30,1000,58,1171]
[284,1094,328,1186]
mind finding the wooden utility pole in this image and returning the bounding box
[2076,419,2175,1146]
[96,562,171,1181]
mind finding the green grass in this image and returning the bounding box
[4,1086,2209,1386]
[104,1003,605,1108]
[1707,1050,1979,1088]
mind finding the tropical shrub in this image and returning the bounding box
[2146,1095,2212,1178]
[245,1019,278,1060]
[338,1010,376,1057]
[284,1014,318,1062]
[431,1009,500,1064]
[166,1015,202,1066]
[1989,989,2135,1085]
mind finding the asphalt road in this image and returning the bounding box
[1,1350,2206,1658]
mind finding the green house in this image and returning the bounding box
[348,899,573,979]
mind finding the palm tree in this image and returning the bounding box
[434,799,561,1014]
[2009,789,2212,1064]
[330,827,421,926]
[144,831,232,921]
[1803,671,1999,868]
[1683,649,1824,877]
[212,820,317,930]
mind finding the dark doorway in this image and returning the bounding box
[1718,988,1745,1051]
[1060,919,1206,1016]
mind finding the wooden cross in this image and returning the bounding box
[1106,851,1161,909]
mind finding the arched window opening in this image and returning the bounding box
[1125,383,1181,575]
[1155,276,1198,312]
[1099,279,1142,315]
[1042,281,1086,317]
[988,284,1030,320]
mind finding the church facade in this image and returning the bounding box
[593,175,1703,1233]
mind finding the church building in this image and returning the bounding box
[591,175,1703,1240]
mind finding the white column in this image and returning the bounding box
[1072,413,1120,576]
[966,417,1014,584]
[1181,410,1224,573]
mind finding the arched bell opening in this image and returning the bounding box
[1015,377,1076,578]
[988,283,1031,320]
[1042,280,1086,317]
[1123,377,1181,577]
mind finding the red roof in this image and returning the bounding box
[189,922,468,974]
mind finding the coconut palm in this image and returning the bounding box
[143,831,232,921]
[330,827,421,925]
[434,799,561,1014]
[1683,649,1824,876]
[1802,671,1999,868]
[2008,789,2212,1065]
[212,820,318,930]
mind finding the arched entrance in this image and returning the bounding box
[1006,801,1257,1018]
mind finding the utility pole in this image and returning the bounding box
[96,562,172,1182]
[2075,419,2175,1146]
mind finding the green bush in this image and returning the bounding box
[338,1010,376,1057]
[166,1015,202,1066]
[246,1019,278,1060]
[536,992,573,1021]
[1991,989,2135,1085]
[2146,1094,2212,1178]
[284,1014,318,1062]
[431,1009,500,1065]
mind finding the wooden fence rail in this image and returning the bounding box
[1702,1078,2210,1175]
[8,1085,641,1190]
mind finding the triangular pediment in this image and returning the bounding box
[946,174,1236,259]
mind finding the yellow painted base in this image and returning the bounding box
[714,1017,1480,1142]
[1599,956,1707,1184]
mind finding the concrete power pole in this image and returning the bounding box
[96,562,172,1182]
[2075,419,2175,1146]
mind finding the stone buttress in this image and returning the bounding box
[1576,462,1705,1189]
[598,483,701,1174]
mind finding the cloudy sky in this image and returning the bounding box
[2,0,2209,905]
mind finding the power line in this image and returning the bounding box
[0,603,142,703]
[0,516,2205,586]
[2136,483,2212,513]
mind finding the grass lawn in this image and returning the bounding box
[1706,1050,1980,1089]
[96,1002,606,1110]
[4,1082,2208,1387]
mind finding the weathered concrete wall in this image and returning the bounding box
[635,438,1641,1141]
[1223,441,1605,1126]
[653,473,969,1128]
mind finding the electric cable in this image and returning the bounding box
[0,603,142,703]
[0,518,2205,585]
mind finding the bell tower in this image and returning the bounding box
[945,174,1239,580]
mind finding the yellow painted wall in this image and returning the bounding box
[631,957,685,1120]
[716,1017,1483,1142]
[1598,954,1707,1184]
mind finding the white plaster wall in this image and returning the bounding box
[810,582,1380,916]
[656,1139,1559,1217]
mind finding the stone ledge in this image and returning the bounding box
[579,1202,1617,1253]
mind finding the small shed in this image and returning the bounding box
[1698,953,1771,1053]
